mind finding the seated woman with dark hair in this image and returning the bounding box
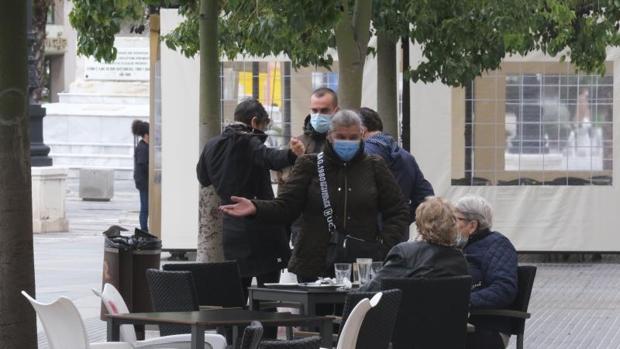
[359,196,468,292]
[455,195,518,349]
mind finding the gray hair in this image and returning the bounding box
[329,109,362,132]
[455,195,493,230]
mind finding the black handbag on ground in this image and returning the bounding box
[317,152,386,267]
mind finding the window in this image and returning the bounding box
[311,72,338,92]
[220,61,291,149]
[452,62,613,186]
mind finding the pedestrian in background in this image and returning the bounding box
[131,120,149,231]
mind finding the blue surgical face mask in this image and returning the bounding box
[310,113,332,134]
[332,140,360,162]
[455,233,469,249]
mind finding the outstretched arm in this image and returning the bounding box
[219,196,257,217]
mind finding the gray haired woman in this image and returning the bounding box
[220,109,410,281]
[455,195,518,349]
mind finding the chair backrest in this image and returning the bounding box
[163,261,246,307]
[339,289,402,349]
[507,265,538,335]
[336,292,382,349]
[240,321,263,349]
[145,269,199,336]
[21,291,90,349]
[93,284,138,343]
[382,276,472,349]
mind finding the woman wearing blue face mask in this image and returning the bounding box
[220,110,410,282]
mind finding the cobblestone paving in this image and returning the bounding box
[512,263,620,349]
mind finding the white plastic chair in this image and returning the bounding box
[93,283,227,349]
[320,292,382,349]
[21,291,132,349]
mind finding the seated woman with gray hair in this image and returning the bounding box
[455,195,518,349]
[359,196,468,292]
[220,109,409,282]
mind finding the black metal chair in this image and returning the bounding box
[163,262,246,308]
[382,276,472,349]
[469,265,537,349]
[259,336,321,349]
[240,321,264,349]
[145,269,199,336]
[338,289,402,349]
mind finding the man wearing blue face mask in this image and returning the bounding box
[301,87,340,154]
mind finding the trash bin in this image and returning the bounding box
[100,225,161,321]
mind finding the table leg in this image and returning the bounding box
[106,318,120,341]
[191,325,206,349]
[286,326,293,340]
[319,318,333,348]
[232,325,239,349]
[306,297,316,316]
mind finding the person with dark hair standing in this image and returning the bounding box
[359,107,434,229]
[131,120,149,231]
[197,98,305,296]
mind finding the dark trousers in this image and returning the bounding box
[139,189,148,231]
[241,270,281,339]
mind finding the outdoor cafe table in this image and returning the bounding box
[248,285,349,315]
[106,308,333,349]
[249,285,477,334]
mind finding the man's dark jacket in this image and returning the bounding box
[196,123,296,276]
[364,133,434,223]
[360,240,468,292]
[253,142,410,278]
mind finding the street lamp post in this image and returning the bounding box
[27,0,53,167]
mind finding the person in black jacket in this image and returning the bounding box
[132,120,149,231]
[196,98,305,294]
[455,195,518,349]
[359,107,434,227]
[359,196,468,292]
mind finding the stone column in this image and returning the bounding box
[31,167,69,233]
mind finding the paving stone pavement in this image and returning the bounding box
[35,186,140,349]
[33,185,620,348]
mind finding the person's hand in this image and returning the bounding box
[289,138,305,157]
[219,196,257,217]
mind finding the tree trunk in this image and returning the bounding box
[376,33,398,138]
[334,0,372,109]
[197,186,224,262]
[0,2,37,348]
[197,0,224,263]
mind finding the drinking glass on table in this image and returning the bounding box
[370,261,383,279]
[334,263,352,284]
[356,258,372,284]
